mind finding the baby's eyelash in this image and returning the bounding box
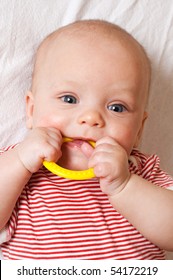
[107,104,127,113]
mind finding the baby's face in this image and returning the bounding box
[26,34,148,170]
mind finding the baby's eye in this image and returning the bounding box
[107,104,127,113]
[61,95,78,104]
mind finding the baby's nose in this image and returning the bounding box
[78,110,105,127]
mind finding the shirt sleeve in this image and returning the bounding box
[0,206,18,245]
[130,149,173,188]
[0,144,19,244]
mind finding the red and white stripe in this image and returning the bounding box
[1,148,173,259]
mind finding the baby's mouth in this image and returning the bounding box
[64,139,88,148]
[62,138,95,150]
[58,138,94,170]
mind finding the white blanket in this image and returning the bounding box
[0,0,173,259]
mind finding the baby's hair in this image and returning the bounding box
[42,20,149,59]
[40,20,150,63]
[32,19,151,104]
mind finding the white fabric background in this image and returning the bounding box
[0,0,172,259]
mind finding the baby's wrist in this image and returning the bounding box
[108,173,131,198]
[16,146,34,175]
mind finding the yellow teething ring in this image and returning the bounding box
[43,137,95,180]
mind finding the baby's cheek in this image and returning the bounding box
[33,114,63,130]
[116,132,136,156]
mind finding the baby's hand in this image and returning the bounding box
[17,127,62,173]
[88,137,130,196]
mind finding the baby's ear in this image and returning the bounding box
[25,91,34,129]
[134,111,148,148]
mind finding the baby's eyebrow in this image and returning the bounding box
[109,81,139,91]
[49,80,83,90]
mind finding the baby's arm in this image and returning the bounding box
[88,137,173,251]
[109,174,173,251]
[0,127,62,230]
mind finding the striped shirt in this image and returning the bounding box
[0,147,173,259]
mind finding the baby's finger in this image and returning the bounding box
[81,142,94,158]
[95,136,117,147]
[88,150,108,168]
[93,162,110,178]
[46,128,63,143]
[43,143,62,163]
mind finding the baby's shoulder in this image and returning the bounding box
[129,149,173,188]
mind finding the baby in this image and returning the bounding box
[0,19,173,260]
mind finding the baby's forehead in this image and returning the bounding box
[38,21,150,72]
